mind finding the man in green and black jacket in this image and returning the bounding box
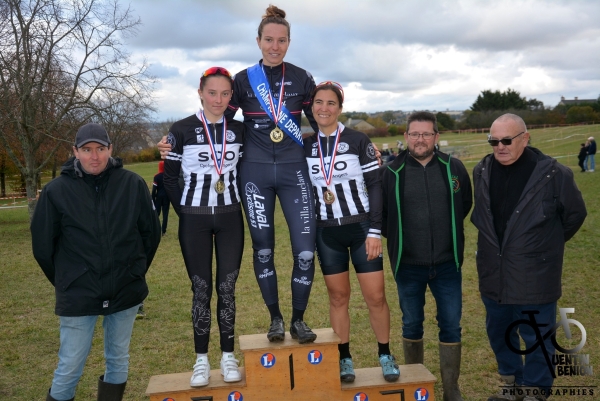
[382,111,472,401]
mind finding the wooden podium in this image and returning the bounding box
[146,328,436,400]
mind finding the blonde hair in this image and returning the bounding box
[257,5,290,39]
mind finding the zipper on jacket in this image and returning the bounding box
[423,165,435,266]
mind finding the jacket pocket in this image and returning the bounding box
[55,260,89,292]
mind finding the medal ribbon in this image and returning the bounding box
[262,64,285,127]
[247,63,304,146]
[197,110,227,176]
[317,127,341,187]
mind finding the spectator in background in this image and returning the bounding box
[396,139,404,152]
[578,143,588,172]
[387,150,396,163]
[586,136,596,172]
[152,161,170,236]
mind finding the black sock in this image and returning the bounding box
[291,308,304,323]
[378,342,391,357]
[267,303,283,321]
[338,342,351,360]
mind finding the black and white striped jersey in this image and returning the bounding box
[304,123,382,235]
[163,113,245,214]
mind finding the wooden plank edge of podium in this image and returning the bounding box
[146,367,247,396]
[341,364,436,390]
[239,327,339,351]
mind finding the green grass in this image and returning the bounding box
[1,125,599,400]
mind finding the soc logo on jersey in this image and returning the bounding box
[307,350,322,364]
[415,388,430,400]
[226,130,236,142]
[228,391,243,401]
[312,148,318,156]
[260,353,276,368]
[354,392,369,401]
[338,142,349,153]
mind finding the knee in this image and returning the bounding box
[296,251,314,271]
[255,249,273,264]
[328,289,350,309]
[365,291,387,310]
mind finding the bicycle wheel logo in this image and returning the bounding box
[505,308,590,378]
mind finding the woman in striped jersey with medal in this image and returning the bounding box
[162,67,245,388]
[304,82,400,383]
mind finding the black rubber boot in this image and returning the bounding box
[439,342,464,401]
[97,375,126,401]
[46,388,74,401]
[402,337,424,364]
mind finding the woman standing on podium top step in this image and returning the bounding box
[303,82,400,383]
[160,5,320,345]
[162,67,245,388]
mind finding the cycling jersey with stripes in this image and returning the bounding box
[304,123,382,236]
[164,113,244,213]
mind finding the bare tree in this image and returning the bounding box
[0,0,155,219]
[93,91,154,156]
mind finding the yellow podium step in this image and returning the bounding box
[146,328,436,401]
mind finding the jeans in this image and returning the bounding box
[481,296,556,389]
[586,154,595,171]
[394,260,462,343]
[50,304,139,400]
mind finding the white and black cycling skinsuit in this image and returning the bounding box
[225,60,318,312]
[304,123,383,275]
[163,113,245,354]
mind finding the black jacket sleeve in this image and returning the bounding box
[163,126,184,216]
[557,166,587,241]
[30,186,61,285]
[136,177,161,269]
[455,158,473,218]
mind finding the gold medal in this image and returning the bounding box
[214,180,226,194]
[324,189,336,205]
[270,127,284,143]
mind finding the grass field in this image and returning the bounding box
[0,125,598,400]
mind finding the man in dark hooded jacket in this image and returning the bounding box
[31,123,161,401]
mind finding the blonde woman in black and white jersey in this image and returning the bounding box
[303,82,400,383]
[163,67,244,388]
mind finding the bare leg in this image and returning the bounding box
[323,272,351,342]
[357,271,390,343]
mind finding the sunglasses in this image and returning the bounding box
[488,131,525,146]
[201,66,232,80]
[316,81,344,101]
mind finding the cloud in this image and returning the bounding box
[126,0,600,119]
[146,63,180,79]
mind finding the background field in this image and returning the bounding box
[1,125,598,400]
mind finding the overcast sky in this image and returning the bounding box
[126,0,600,121]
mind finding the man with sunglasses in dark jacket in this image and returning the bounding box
[471,114,586,401]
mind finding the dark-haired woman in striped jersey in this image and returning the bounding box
[304,82,400,383]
